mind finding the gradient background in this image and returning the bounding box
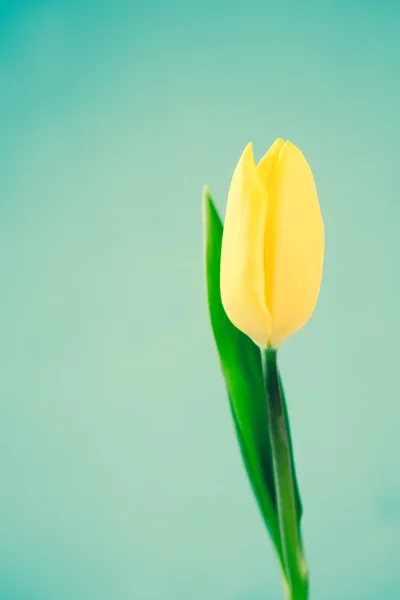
[1,1,399,599]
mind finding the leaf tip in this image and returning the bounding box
[202,185,212,217]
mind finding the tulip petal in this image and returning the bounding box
[220,143,272,348]
[265,142,324,348]
[257,138,285,190]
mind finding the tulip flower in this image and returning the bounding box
[220,139,324,349]
[203,139,324,600]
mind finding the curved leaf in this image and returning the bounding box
[202,187,282,562]
[202,186,303,569]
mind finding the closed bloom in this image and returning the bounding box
[220,139,324,349]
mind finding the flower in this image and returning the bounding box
[220,139,324,349]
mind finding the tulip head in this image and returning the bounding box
[220,139,324,349]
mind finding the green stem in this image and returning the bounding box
[262,349,308,600]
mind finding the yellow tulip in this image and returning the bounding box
[220,139,324,349]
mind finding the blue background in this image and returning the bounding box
[1,1,399,598]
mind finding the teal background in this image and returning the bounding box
[1,1,399,598]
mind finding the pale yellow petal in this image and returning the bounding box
[257,138,285,189]
[220,143,272,347]
[265,142,324,348]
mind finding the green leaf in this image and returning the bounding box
[202,186,283,564]
[202,187,303,571]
